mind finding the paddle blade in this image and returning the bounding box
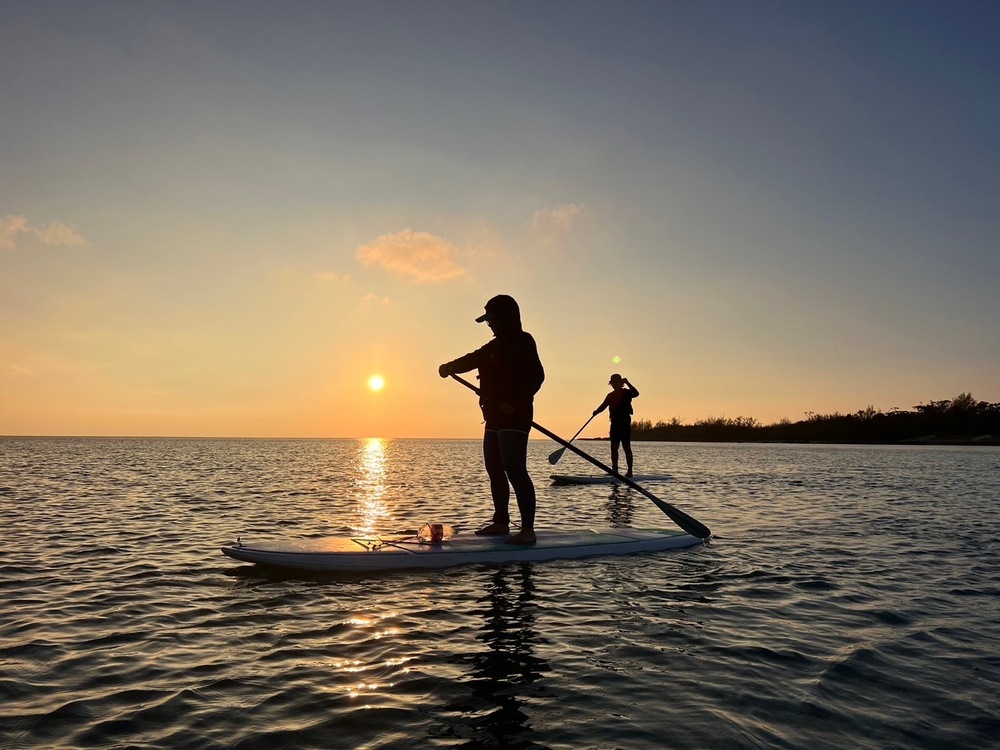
[548,414,594,465]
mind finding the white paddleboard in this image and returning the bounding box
[221,528,702,572]
[550,473,675,486]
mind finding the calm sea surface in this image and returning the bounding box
[1,437,998,749]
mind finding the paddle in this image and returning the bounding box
[548,414,595,464]
[449,374,711,539]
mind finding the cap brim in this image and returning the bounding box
[475,312,492,323]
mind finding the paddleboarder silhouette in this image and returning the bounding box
[439,294,544,545]
[593,374,640,476]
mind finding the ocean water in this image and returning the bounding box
[1,437,998,749]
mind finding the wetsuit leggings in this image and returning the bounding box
[483,428,536,529]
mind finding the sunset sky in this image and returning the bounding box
[2,1,998,439]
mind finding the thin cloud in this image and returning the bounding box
[356,229,466,283]
[317,271,351,282]
[0,215,29,249]
[531,203,583,245]
[0,214,87,249]
[361,292,391,307]
[35,221,87,246]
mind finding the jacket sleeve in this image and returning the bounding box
[441,343,488,376]
[628,385,639,398]
[593,395,611,415]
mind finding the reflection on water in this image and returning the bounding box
[339,612,404,701]
[605,486,636,527]
[4,439,999,750]
[353,438,392,535]
[456,565,548,749]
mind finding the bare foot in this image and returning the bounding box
[506,529,537,545]
[475,522,510,536]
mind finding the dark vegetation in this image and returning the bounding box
[626,393,1000,445]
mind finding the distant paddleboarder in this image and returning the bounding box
[593,374,639,476]
[438,294,545,545]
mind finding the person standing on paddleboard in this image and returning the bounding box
[593,374,640,477]
[438,294,544,545]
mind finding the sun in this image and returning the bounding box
[368,374,385,392]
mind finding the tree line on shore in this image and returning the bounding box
[625,393,1000,445]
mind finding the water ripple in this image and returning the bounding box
[1,438,998,749]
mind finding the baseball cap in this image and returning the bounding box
[475,294,519,323]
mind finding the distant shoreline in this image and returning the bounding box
[592,393,1000,447]
[584,435,1000,447]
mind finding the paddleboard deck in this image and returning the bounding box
[550,473,675,486]
[221,528,702,571]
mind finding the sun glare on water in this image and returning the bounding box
[368,374,385,392]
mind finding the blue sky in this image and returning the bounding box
[2,1,998,437]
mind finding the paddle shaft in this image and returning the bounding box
[548,413,596,464]
[449,374,711,539]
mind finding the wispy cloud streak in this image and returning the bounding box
[356,229,466,283]
[1,214,87,249]
[531,203,583,245]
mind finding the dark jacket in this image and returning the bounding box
[596,384,640,426]
[444,329,544,430]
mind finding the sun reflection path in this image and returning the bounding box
[334,612,410,704]
[353,438,393,536]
